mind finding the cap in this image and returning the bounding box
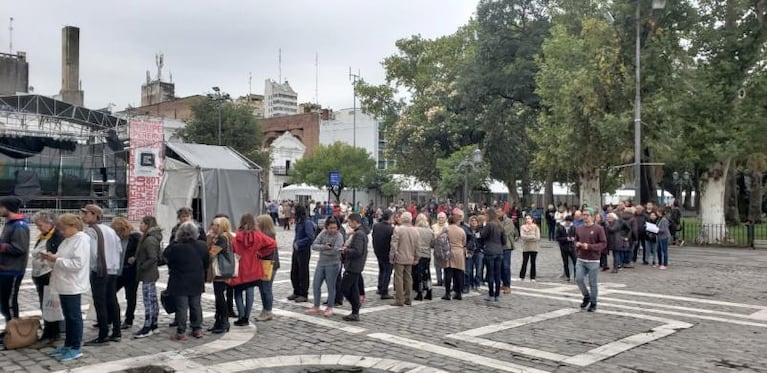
[80,204,103,218]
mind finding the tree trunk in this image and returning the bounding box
[749,169,763,223]
[578,168,601,210]
[506,179,520,204]
[544,171,554,208]
[521,173,532,208]
[724,167,739,225]
[699,159,731,244]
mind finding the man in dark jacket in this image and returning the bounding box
[633,206,647,264]
[371,210,395,300]
[0,196,30,325]
[289,206,315,303]
[341,214,368,322]
[555,215,577,281]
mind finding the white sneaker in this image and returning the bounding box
[531,279,537,283]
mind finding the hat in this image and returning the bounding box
[0,197,22,213]
[81,204,103,218]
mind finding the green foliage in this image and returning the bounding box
[178,95,270,167]
[435,145,490,197]
[289,142,377,192]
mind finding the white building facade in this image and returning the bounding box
[268,132,306,200]
[319,108,392,170]
[264,79,299,118]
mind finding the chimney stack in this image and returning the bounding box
[59,26,84,106]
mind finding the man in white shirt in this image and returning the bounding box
[81,204,123,345]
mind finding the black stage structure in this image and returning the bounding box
[0,94,129,209]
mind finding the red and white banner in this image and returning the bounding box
[128,119,164,221]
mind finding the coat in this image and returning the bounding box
[165,239,209,296]
[343,226,368,274]
[555,223,577,251]
[390,224,420,265]
[443,224,466,271]
[207,234,233,283]
[50,232,91,295]
[520,224,541,252]
[501,217,518,251]
[229,229,276,288]
[119,232,141,280]
[481,221,506,256]
[135,227,162,282]
[416,226,433,259]
[606,220,632,252]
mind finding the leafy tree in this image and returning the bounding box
[436,145,489,199]
[534,15,632,206]
[289,142,377,202]
[178,94,270,168]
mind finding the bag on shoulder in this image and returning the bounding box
[213,251,238,279]
[3,317,40,349]
[160,289,176,314]
[434,230,452,262]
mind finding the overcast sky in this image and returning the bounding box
[4,1,477,112]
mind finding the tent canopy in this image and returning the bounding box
[276,183,325,203]
[156,142,262,235]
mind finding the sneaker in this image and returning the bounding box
[659,265,667,270]
[133,327,153,339]
[254,311,273,322]
[493,297,499,302]
[531,279,536,283]
[342,314,360,322]
[323,307,334,317]
[58,348,83,362]
[120,322,132,330]
[306,307,321,315]
[293,296,308,303]
[587,303,598,312]
[49,346,69,357]
[233,318,249,326]
[287,294,298,301]
[580,297,591,309]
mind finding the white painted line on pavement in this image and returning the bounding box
[270,308,366,334]
[206,354,449,373]
[449,308,579,337]
[512,289,767,328]
[748,309,767,321]
[367,333,551,373]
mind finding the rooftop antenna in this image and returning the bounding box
[315,52,319,105]
[8,17,13,53]
[278,48,282,83]
[155,52,164,81]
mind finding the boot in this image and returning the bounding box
[207,314,222,332]
[424,290,432,300]
[414,292,423,301]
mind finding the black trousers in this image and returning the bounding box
[633,239,645,263]
[226,285,235,314]
[443,268,464,298]
[375,250,393,296]
[290,250,311,297]
[33,274,63,338]
[213,282,229,327]
[90,273,121,339]
[173,294,202,335]
[0,274,23,322]
[341,271,362,314]
[559,247,577,279]
[520,252,538,280]
[412,258,432,293]
[115,272,138,324]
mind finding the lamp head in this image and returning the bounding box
[472,148,483,164]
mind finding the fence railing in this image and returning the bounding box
[680,221,767,247]
[0,208,130,228]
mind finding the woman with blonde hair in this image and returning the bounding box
[254,215,279,321]
[413,214,433,301]
[207,217,234,334]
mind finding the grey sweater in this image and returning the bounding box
[311,231,344,266]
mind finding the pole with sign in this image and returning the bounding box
[328,171,342,202]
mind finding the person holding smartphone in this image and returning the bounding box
[307,217,344,317]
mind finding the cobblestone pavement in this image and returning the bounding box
[2,228,767,372]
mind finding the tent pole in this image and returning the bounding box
[198,166,206,227]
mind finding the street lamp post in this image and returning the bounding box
[209,87,229,146]
[461,148,483,222]
[634,0,666,204]
[349,68,361,205]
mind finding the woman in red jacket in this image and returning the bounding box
[230,214,276,326]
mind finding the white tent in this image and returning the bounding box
[277,183,326,202]
[602,188,674,205]
[156,143,262,233]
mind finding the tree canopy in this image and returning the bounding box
[289,142,377,201]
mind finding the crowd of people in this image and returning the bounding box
[0,194,680,362]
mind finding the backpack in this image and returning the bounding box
[433,229,452,262]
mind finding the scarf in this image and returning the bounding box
[91,223,107,277]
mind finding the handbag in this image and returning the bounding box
[42,286,64,322]
[261,259,274,281]
[160,289,176,314]
[3,317,40,349]
[213,250,237,278]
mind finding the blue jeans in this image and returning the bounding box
[472,252,484,288]
[575,260,600,304]
[613,250,631,269]
[60,294,83,349]
[484,254,502,297]
[501,250,512,287]
[434,257,443,284]
[257,267,278,311]
[464,255,474,291]
[313,263,341,307]
[657,238,669,266]
[234,285,255,319]
[644,240,657,264]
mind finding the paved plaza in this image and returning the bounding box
[2,229,767,373]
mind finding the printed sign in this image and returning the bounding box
[128,119,164,221]
[328,170,341,186]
